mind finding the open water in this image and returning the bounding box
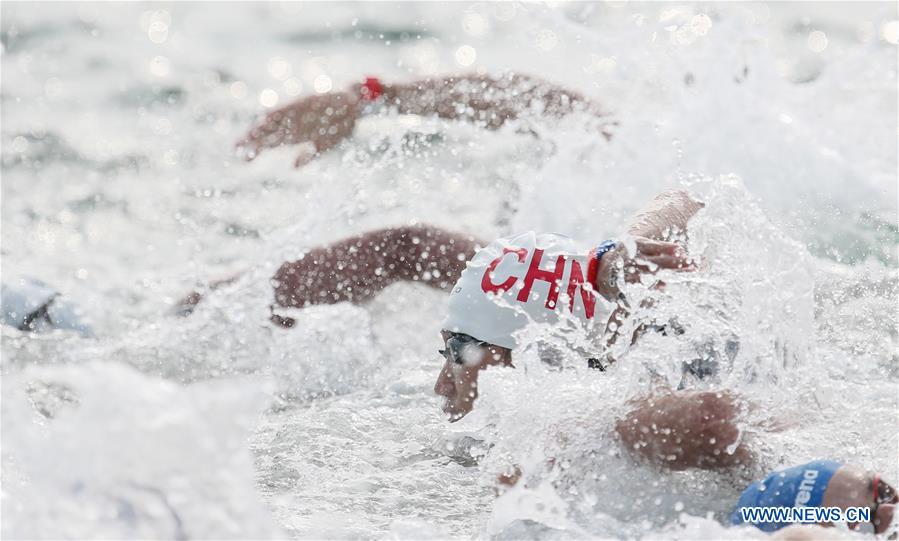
[2,2,897,539]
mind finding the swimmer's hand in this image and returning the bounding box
[236,91,361,167]
[595,237,696,301]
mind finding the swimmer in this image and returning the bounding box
[257,179,763,471]
[236,72,613,167]
[731,460,897,537]
[266,190,707,420]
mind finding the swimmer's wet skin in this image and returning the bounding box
[731,461,897,535]
[614,390,753,470]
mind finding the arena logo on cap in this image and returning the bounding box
[795,469,819,506]
[480,246,598,319]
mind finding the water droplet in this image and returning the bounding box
[313,75,332,93]
[260,88,278,108]
[807,30,828,53]
[454,45,477,67]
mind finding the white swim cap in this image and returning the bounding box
[442,232,602,349]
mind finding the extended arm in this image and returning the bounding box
[272,225,481,308]
[237,73,610,166]
[373,73,607,130]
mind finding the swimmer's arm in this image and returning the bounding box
[376,73,610,131]
[238,73,610,165]
[175,226,478,320]
[272,225,481,310]
[615,391,753,470]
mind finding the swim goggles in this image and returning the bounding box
[870,474,898,533]
[438,332,486,365]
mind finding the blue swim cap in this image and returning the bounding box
[730,460,843,532]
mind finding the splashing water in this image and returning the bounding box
[2,2,896,539]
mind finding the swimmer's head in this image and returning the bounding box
[436,232,600,421]
[441,231,598,350]
[432,331,512,422]
[731,461,897,534]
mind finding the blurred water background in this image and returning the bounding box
[2,2,897,539]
